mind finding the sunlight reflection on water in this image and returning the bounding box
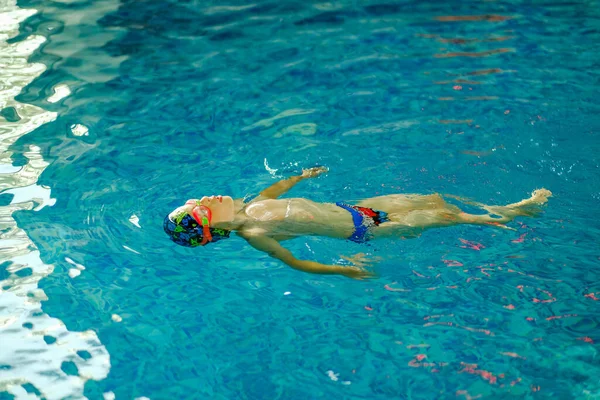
[0,1,110,399]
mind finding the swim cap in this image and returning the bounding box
[163,213,230,247]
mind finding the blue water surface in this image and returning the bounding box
[6,0,600,398]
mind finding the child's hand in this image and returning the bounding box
[301,166,328,179]
[341,266,376,280]
[339,253,378,280]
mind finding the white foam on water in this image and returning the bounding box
[0,1,111,398]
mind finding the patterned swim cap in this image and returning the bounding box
[163,212,230,247]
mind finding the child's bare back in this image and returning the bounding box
[164,167,552,279]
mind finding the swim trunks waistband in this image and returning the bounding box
[335,202,389,243]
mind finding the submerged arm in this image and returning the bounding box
[238,231,373,279]
[258,166,327,199]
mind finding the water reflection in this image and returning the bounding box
[0,1,110,398]
[2,0,600,399]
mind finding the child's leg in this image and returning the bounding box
[380,189,552,235]
[442,189,552,228]
[480,189,552,218]
[357,193,447,214]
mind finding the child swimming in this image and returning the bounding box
[164,167,552,279]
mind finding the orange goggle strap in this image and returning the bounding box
[191,205,213,245]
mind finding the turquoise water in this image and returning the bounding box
[1,0,600,398]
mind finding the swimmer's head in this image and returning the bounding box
[194,195,235,222]
[163,196,234,247]
[163,212,230,247]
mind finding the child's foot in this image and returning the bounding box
[531,188,552,203]
[485,189,552,218]
[512,189,552,215]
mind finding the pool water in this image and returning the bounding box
[1,0,599,398]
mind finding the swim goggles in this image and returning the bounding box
[186,200,212,245]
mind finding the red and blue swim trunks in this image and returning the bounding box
[335,202,389,243]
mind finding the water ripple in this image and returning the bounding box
[2,0,600,399]
[0,1,110,399]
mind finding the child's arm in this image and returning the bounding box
[258,166,327,200]
[238,231,374,279]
